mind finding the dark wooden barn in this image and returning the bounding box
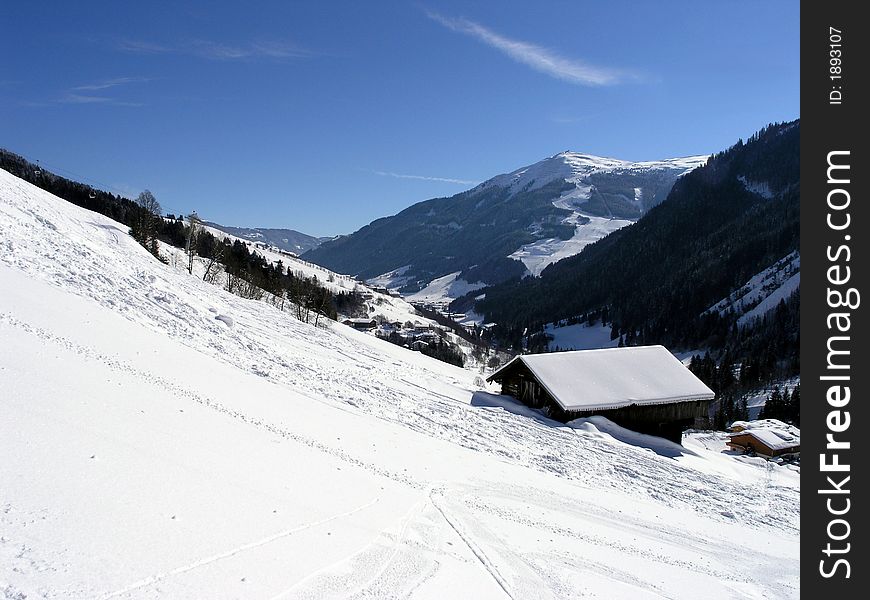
[487,345,714,443]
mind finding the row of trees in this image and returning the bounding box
[136,197,351,327]
[758,385,800,425]
[687,333,800,429]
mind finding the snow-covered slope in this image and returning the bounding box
[496,152,708,276]
[196,221,429,328]
[706,251,800,326]
[1,169,798,599]
[405,271,486,305]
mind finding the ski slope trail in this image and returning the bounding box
[1,169,798,598]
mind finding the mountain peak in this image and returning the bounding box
[485,151,707,197]
[305,147,708,294]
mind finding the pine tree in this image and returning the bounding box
[735,396,749,422]
[789,384,801,426]
[760,386,783,420]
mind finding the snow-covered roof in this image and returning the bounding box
[731,427,800,451]
[730,418,799,435]
[488,345,715,412]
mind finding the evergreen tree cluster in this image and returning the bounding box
[758,385,800,425]
[687,352,745,428]
[418,339,465,368]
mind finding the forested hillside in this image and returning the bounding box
[473,121,800,386]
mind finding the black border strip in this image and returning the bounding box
[802,1,867,595]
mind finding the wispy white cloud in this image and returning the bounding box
[118,38,311,61]
[372,170,479,185]
[116,39,173,54]
[58,93,144,107]
[60,93,113,104]
[53,76,150,106]
[427,12,634,86]
[72,77,152,92]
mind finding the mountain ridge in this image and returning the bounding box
[204,222,329,254]
[303,150,707,295]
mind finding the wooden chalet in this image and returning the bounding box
[342,318,377,331]
[487,345,714,443]
[727,428,800,458]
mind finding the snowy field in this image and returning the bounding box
[509,213,633,277]
[1,170,798,599]
[405,272,486,305]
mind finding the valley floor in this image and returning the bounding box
[1,170,799,599]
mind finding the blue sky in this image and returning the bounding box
[2,1,799,236]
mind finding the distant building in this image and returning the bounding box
[487,345,714,443]
[342,318,377,331]
[727,426,800,458]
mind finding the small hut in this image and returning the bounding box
[342,318,377,331]
[727,428,800,458]
[487,345,714,443]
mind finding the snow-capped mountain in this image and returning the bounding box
[303,151,707,298]
[1,166,797,599]
[205,222,328,255]
[486,152,706,200]
[475,121,801,380]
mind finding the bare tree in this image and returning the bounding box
[136,189,161,215]
[202,245,224,284]
[134,189,163,259]
[185,211,202,274]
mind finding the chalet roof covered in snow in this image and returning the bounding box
[734,428,800,451]
[488,345,715,412]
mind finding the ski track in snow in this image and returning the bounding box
[0,169,798,599]
[99,498,381,600]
